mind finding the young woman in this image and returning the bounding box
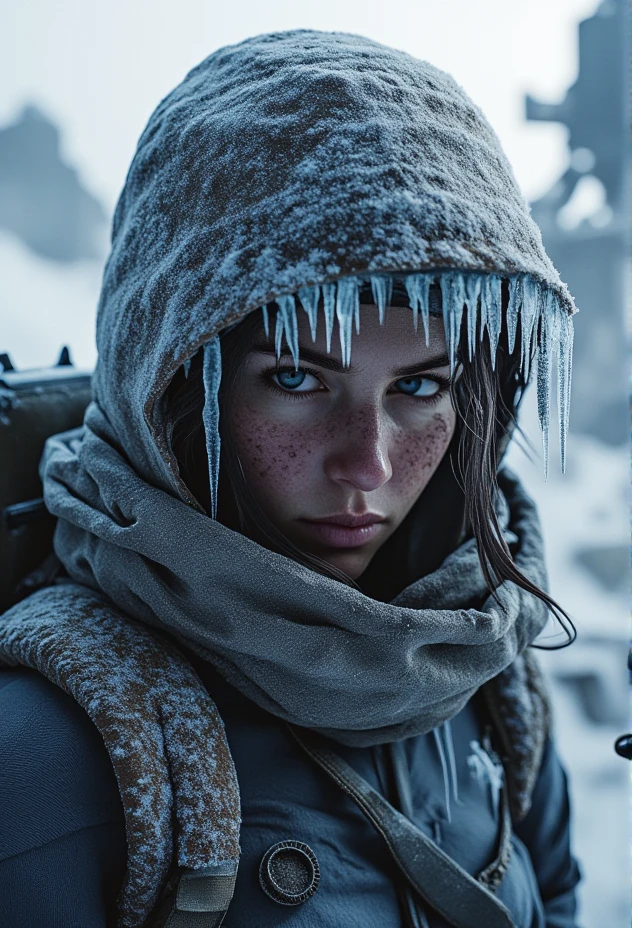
[0,28,581,928]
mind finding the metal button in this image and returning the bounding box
[259,840,320,905]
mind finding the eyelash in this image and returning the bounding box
[259,365,451,405]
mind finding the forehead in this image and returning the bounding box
[288,303,448,363]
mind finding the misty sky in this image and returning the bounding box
[0,0,601,372]
[3,0,600,211]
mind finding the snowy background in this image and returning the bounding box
[1,1,629,924]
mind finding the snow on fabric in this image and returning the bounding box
[88,28,576,517]
[0,582,241,928]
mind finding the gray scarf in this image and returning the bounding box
[41,399,550,747]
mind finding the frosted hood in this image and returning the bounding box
[92,28,576,511]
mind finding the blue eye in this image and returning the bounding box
[274,368,320,392]
[395,376,441,397]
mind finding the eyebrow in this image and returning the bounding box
[249,343,451,377]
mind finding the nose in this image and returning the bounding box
[323,404,393,492]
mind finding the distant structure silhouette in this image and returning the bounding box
[526,0,629,445]
[0,105,106,263]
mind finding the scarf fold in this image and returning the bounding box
[41,399,550,747]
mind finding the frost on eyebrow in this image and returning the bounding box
[256,270,573,477]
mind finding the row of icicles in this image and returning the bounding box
[253,270,574,477]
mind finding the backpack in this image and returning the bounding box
[0,348,91,612]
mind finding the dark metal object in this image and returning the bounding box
[614,647,632,758]
[614,735,632,760]
[3,497,48,532]
[0,350,92,612]
[259,841,320,906]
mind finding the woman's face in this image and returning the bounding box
[222,305,456,579]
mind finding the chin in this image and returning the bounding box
[320,549,373,581]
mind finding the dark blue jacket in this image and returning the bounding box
[0,661,581,928]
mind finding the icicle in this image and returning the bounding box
[404,273,432,345]
[183,358,191,379]
[464,274,482,361]
[274,306,283,361]
[506,276,524,355]
[558,308,574,473]
[439,271,465,375]
[322,282,336,352]
[536,308,552,480]
[484,275,503,369]
[370,274,393,325]
[404,274,419,334]
[439,273,452,369]
[335,277,359,368]
[432,727,452,825]
[260,305,270,339]
[546,292,561,473]
[298,284,320,342]
[478,275,488,343]
[276,294,300,369]
[202,337,222,520]
[520,277,541,383]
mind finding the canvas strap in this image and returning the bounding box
[288,725,516,928]
[149,865,238,928]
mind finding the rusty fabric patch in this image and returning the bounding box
[0,581,241,928]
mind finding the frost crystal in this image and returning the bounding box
[439,271,465,374]
[464,274,482,361]
[298,285,320,341]
[335,276,359,368]
[276,294,300,369]
[274,305,284,359]
[558,310,574,473]
[369,274,393,325]
[536,308,552,480]
[467,739,504,820]
[484,275,503,369]
[520,277,541,384]
[404,273,432,345]
[260,305,270,338]
[506,276,523,355]
[322,282,336,353]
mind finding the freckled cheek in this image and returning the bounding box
[228,409,327,491]
[391,411,455,491]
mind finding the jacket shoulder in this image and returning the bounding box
[0,668,123,862]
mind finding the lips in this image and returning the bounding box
[299,514,387,548]
[304,513,385,528]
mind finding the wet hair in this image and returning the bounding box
[165,284,575,648]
